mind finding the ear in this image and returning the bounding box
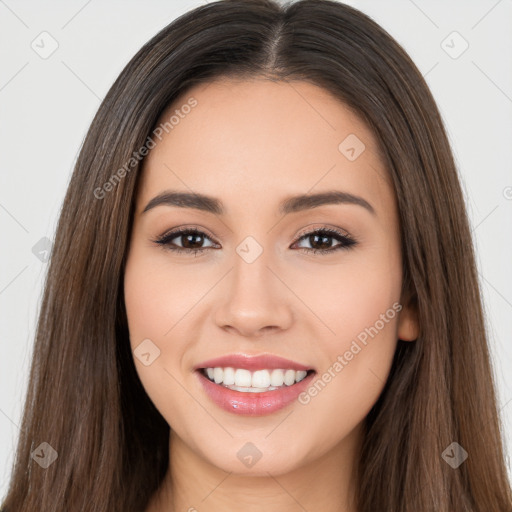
[397,302,419,341]
[397,277,420,342]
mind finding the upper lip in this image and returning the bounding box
[194,353,314,372]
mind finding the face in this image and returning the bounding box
[123,78,418,477]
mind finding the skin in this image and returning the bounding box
[123,77,419,512]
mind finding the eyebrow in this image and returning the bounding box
[141,190,376,216]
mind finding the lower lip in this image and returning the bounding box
[195,369,316,416]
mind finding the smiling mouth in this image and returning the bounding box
[199,367,316,393]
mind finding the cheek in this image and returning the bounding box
[123,248,194,407]
[289,243,402,349]
[123,246,205,346]
[288,249,402,439]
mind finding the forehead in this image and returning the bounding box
[137,78,393,217]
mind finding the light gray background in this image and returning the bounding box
[1,0,511,498]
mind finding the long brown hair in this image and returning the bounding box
[2,1,511,510]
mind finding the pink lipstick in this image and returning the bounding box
[194,353,316,416]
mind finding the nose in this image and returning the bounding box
[213,246,294,338]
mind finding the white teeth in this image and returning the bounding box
[234,368,252,387]
[202,367,310,390]
[223,366,235,385]
[270,369,284,387]
[252,370,270,388]
[284,369,296,386]
[213,367,223,384]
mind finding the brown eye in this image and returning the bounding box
[292,228,357,255]
[153,228,217,256]
[177,231,206,249]
[153,226,357,257]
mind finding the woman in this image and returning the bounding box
[2,0,511,511]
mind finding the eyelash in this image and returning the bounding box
[152,226,357,257]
